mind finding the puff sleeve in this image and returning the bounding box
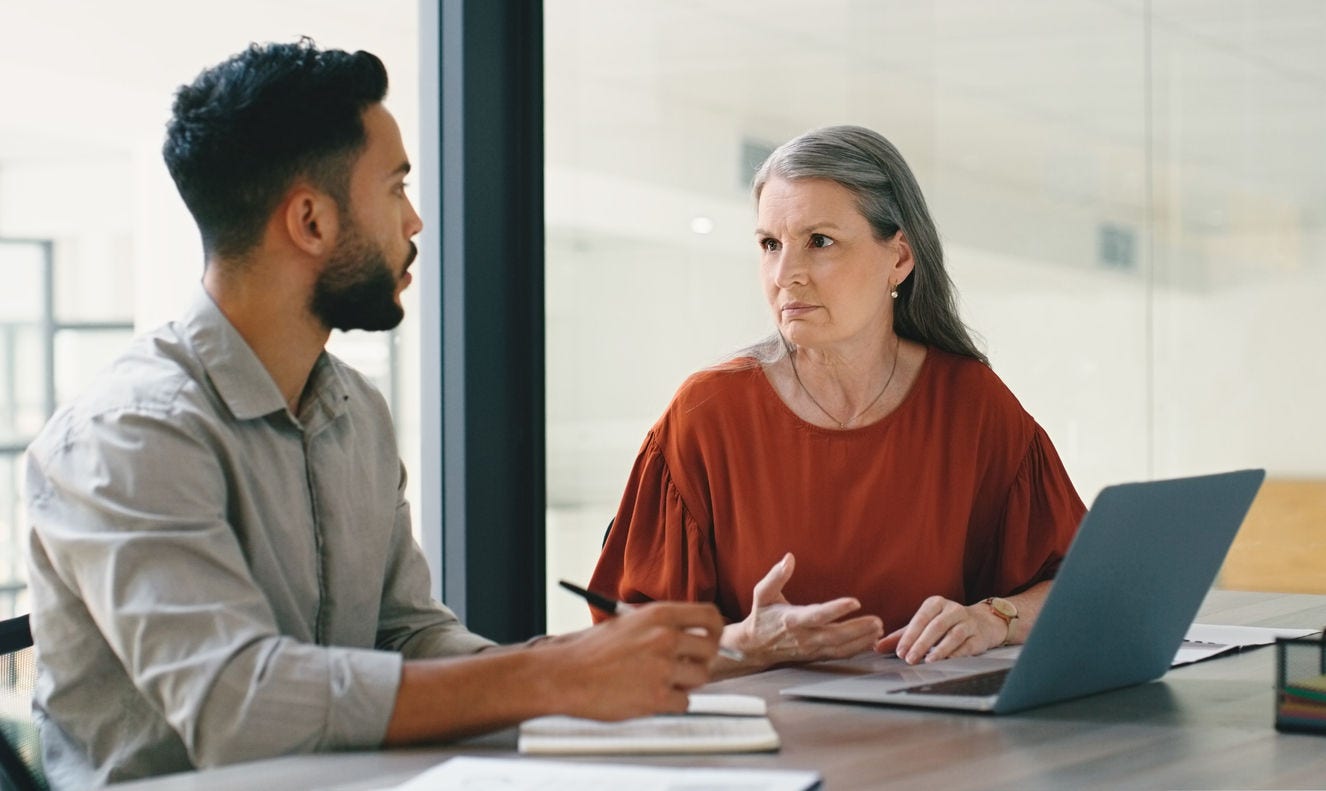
[589,431,718,621]
[988,423,1086,596]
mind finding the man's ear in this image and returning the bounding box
[282,185,339,257]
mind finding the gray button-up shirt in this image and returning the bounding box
[24,288,494,788]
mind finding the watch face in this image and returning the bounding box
[989,597,1017,619]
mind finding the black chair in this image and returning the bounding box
[1,614,46,791]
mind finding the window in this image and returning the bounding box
[0,240,53,614]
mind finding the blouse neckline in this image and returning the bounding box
[752,344,933,436]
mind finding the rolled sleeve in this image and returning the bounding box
[194,642,402,765]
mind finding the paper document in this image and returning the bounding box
[1173,623,1318,666]
[976,624,1318,668]
[381,756,821,791]
[518,693,779,755]
[685,692,768,716]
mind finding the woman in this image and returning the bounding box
[589,125,1085,676]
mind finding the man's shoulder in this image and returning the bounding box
[31,322,210,453]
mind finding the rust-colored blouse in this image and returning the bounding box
[590,348,1086,630]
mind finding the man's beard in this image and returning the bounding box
[310,223,413,332]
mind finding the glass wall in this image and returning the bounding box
[545,1,1326,632]
[0,2,420,618]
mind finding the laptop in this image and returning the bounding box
[781,468,1266,714]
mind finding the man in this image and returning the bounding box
[23,39,722,788]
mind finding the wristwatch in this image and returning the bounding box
[982,596,1018,645]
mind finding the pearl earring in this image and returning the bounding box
[890,282,899,299]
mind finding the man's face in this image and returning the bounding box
[309,103,422,332]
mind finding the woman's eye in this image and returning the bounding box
[760,238,780,252]
[809,234,834,248]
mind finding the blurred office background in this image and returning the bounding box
[1,1,1323,631]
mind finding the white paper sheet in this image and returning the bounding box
[379,756,821,791]
[1172,622,1318,666]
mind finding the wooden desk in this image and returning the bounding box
[117,589,1326,791]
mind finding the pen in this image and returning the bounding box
[558,579,744,662]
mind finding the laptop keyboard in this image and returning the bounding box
[898,668,1010,697]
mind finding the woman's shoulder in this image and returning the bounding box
[650,358,770,438]
[916,348,1051,478]
[923,347,1011,392]
[920,347,1029,422]
[671,357,763,400]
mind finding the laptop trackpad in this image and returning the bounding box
[855,655,1018,693]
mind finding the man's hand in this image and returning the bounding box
[542,601,724,720]
[384,601,722,745]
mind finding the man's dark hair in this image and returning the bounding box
[163,38,388,260]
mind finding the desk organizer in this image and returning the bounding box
[1276,634,1326,734]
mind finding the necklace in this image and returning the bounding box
[789,336,901,429]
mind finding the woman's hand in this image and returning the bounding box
[717,552,883,676]
[874,595,1007,664]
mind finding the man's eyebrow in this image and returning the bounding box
[392,161,412,177]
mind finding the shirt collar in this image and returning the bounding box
[181,285,350,424]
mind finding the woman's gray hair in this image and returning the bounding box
[740,125,987,366]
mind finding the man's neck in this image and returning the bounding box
[202,264,329,415]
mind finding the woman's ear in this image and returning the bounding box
[890,230,916,286]
[283,185,339,257]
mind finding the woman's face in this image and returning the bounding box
[756,176,911,352]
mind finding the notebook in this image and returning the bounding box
[781,468,1266,714]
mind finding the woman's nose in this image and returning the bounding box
[772,249,808,288]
